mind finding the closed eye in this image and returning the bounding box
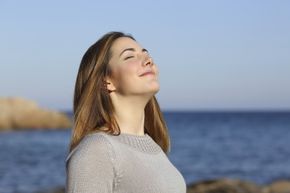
[124,56,134,60]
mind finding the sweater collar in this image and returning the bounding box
[105,132,162,154]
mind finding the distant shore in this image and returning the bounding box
[0,97,72,131]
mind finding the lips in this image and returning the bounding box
[139,70,155,76]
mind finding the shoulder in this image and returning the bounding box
[65,132,117,192]
[65,132,115,166]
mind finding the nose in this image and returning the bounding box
[142,54,153,67]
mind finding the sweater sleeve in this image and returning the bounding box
[65,134,115,193]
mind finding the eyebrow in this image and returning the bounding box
[119,48,148,57]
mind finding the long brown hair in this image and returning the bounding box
[69,31,171,154]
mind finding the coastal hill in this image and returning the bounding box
[0,97,72,130]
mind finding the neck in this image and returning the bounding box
[111,94,151,136]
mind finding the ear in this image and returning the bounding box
[103,77,116,92]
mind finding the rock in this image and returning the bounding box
[35,186,65,193]
[32,179,290,193]
[0,97,72,130]
[187,178,263,193]
[262,180,290,193]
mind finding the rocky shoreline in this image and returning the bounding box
[187,178,290,193]
[33,178,290,193]
[0,97,72,130]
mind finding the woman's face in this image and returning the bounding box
[108,37,159,96]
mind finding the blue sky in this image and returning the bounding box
[1,0,289,111]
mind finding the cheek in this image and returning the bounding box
[121,61,139,76]
[114,62,139,83]
[154,65,159,73]
[152,64,159,76]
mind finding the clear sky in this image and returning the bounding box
[1,0,289,111]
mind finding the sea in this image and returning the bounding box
[0,111,289,193]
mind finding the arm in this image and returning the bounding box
[65,134,115,193]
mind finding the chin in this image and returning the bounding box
[131,82,160,95]
[150,85,160,95]
[139,85,159,97]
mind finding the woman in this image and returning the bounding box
[65,31,187,193]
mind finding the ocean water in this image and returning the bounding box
[0,111,289,193]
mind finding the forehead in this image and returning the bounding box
[110,37,141,54]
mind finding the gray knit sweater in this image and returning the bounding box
[65,131,187,193]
